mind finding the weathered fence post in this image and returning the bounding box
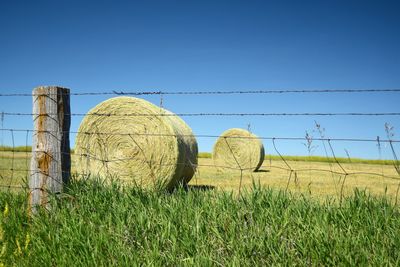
[29,86,71,213]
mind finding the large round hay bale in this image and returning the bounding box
[74,96,198,190]
[212,128,264,172]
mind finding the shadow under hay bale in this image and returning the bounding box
[187,184,216,191]
[254,169,270,173]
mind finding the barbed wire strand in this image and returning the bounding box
[2,112,400,117]
[1,88,400,97]
[0,128,399,143]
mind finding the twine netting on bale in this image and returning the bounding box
[74,96,198,190]
[212,128,265,172]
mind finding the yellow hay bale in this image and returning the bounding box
[74,96,198,190]
[212,128,265,172]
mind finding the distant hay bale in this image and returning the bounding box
[74,96,198,190]
[212,128,264,172]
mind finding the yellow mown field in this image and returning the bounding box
[191,158,400,200]
[1,151,399,200]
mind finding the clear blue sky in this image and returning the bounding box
[0,0,399,159]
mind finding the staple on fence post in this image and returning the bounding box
[29,86,71,214]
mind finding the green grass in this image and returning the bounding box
[199,151,397,165]
[1,179,399,266]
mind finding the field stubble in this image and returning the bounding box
[1,151,399,201]
[193,158,400,201]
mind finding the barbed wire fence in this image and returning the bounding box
[0,87,400,210]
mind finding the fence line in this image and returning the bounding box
[0,86,399,208]
[2,144,400,206]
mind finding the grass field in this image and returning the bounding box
[1,151,399,201]
[1,151,400,265]
[193,158,400,201]
[1,179,400,266]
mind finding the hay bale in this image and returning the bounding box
[212,128,264,172]
[74,96,198,190]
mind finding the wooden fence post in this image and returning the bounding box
[29,86,71,213]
